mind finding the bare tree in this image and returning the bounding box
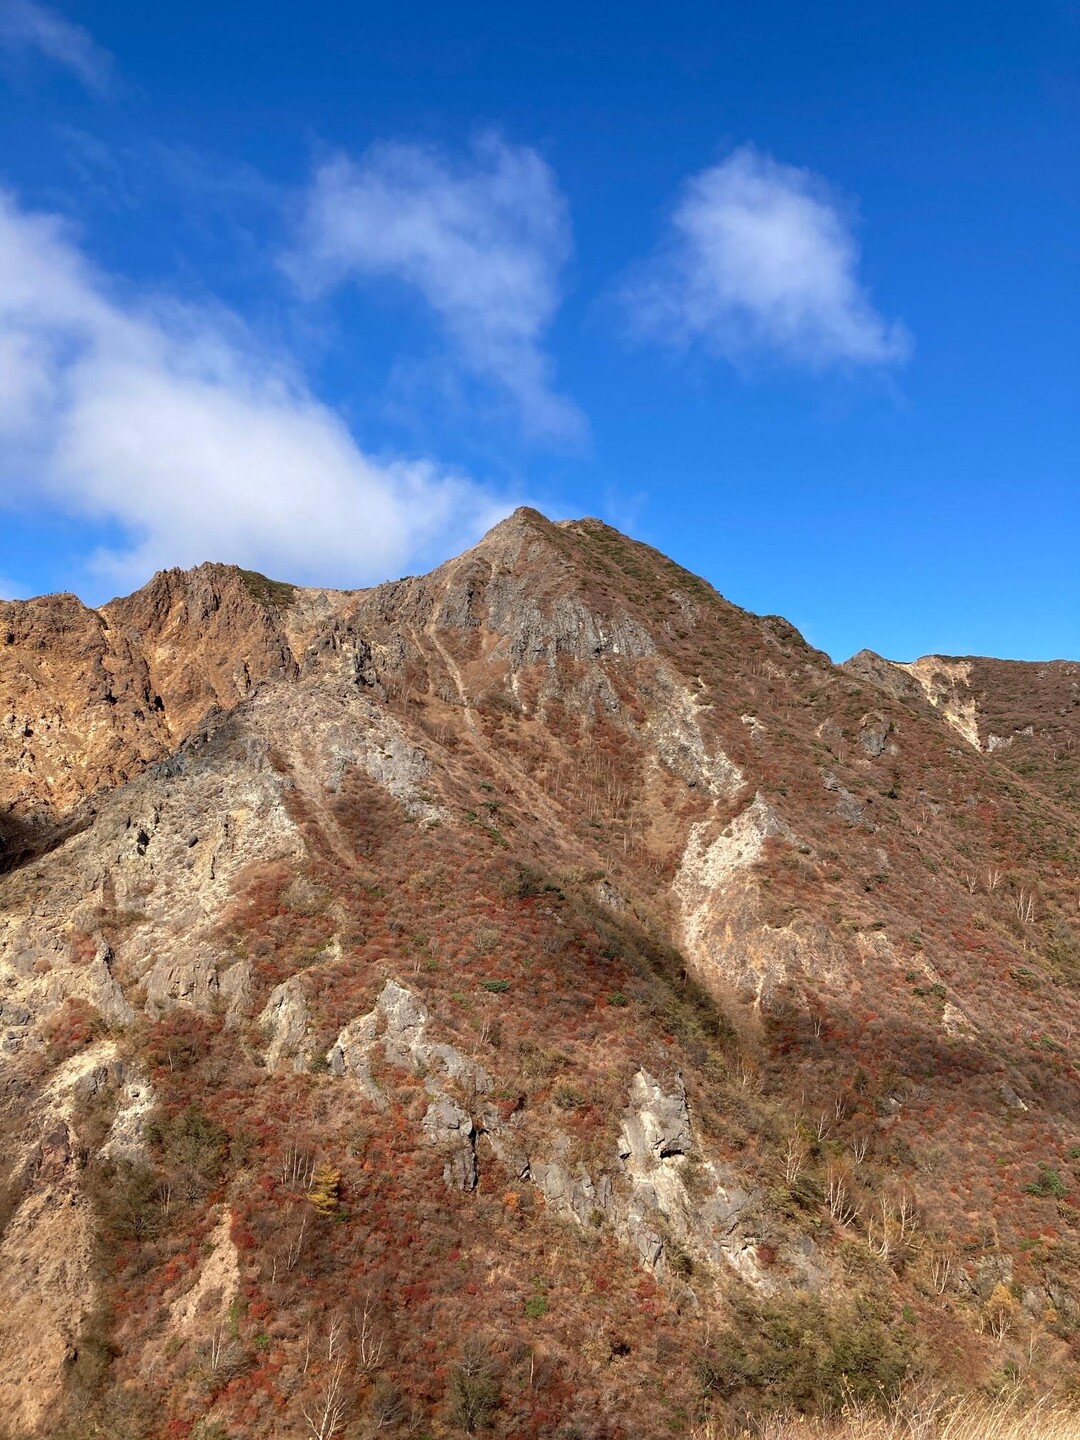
[270,1209,308,1282]
[867,1197,894,1261]
[280,1146,316,1190]
[733,1056,762,1094]
[896,1186,919,1244]
[326,1314,346,1365]
[202,1327,245,1383]
[302,1361,351,1440]
[929,1246,953,1296]
[1014,888,1037,924]
[826,1160,858,1225]
[782,1132,807,1187]
[352,1293,386,1376]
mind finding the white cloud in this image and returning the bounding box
[627,145,911,369]
[291,134,584,442]
[0,0,116,95]
[0,190,510,591]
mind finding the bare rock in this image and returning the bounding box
[143,946,223,1018]
[822,772,866,826]
[422,1094,478,1191]
[100,1071,156,1162]
[259,975,310,1073]
[858,712,892,758]
[328,980,490,1098]
[618,1070,692,1164]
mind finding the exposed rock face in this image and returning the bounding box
[677,793,794,914]
[896,657,982,750]
[0,1042,148,1431]
[619,1068,693,1164]
[843,649,927,707]
[100,1069,157,1161]
[674,792,831,1001]
[644,677,744,796]
[846,649,1080,812]
[823,771,866,826]
[858,712,892,758]
[492,1067,770,1287]
[0,1152,94,1434]
[330,982,487,1187]
[421,1094,479,1192]
[0,708,305,1051]
[259,976,311,1074]
[328,986,762,1271]
[329,980,490,1099]
[0,565,323,853]
[615,1070,765,1287]
[168,1211,240,1334]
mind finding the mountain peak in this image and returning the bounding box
[2,515,1080,1433]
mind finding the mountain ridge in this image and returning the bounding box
[1,510,1079,1438]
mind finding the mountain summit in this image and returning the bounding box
[1,513,1078,1437]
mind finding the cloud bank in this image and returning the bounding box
[0,0,116,94]
[0,191,508,591]
[292,134,583,441]
[627,145,911,369]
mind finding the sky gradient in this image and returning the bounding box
[0,0,1076,662]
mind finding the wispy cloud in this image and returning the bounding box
[290,133,584,443]
[0,190,510,591]
[626,145,911,370]
[0,0,117,95]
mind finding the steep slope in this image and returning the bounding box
[1,509,1079,1439]
[846,650,1080,813]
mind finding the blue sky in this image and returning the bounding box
[0,0,1076,661]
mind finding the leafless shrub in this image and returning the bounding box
[825,1160,858,1225]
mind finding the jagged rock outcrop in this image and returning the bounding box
[259,976,311,1074]
[328,980,491,1101]
[329,982,488,1189]
[422,1094,479,1191]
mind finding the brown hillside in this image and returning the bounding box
[1,508,1079,1439]
[846,650,1080,815]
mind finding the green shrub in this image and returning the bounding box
[238,568,297,608]
[552,1083,585,1111]
[698,1293,916,1416]
[146,1103,229,1204]
[1025,1164,1067,1198]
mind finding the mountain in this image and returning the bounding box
[1,508,1079,1439]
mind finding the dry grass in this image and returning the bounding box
[710,1396,1080,1440]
